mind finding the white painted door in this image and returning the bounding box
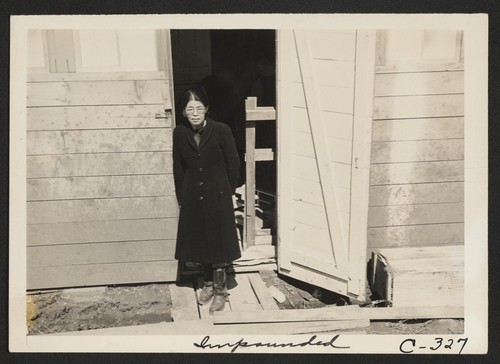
[277,30,375,300]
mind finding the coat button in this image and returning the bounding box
[199,196,204,200]
[197,153,201,158]
[199,167,203,172]
[199,181,203,186]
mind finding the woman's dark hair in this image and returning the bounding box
[179,87,210,111]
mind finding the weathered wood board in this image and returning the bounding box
[27,174,175,201]
[372,117,464,142]
[28,240,176,267]
[27,79,170,107]
[28,218,178,245]
[27,104,172,131]
[27,152,173,178]
[170,283,200,321]
[368,223,464,248]
[28,260,179,290]
[28,196,178,224]
[27,128,172,155]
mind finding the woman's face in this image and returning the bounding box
[184,100,207,129]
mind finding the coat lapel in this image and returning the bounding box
[198,118,214,150]
[184,124,199,151]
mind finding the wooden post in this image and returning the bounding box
[244,97,276,250]
[244,98,257,250]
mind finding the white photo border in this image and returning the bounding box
[9,13,488,354]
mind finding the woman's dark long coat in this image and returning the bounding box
[173,118,241,264]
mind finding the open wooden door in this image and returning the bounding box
[277,30,375,300]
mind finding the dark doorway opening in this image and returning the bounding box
[170,29,277,255]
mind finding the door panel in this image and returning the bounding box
[277,30,375,299]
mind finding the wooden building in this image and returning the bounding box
[26,29,464,303]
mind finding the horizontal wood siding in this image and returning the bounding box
[368,67,464,249]
[27,73,178,289]
[27,152,172,178]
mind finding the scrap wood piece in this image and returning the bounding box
[360,306,464,320]
[210,319,369,335]
[268,285,286,303]
[213,305,361,324]
[169,282,200,321]
[213,305,463,325]
[247,273,279,310]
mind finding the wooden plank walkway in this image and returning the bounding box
[170,272,278,322]
[165,272,372,335]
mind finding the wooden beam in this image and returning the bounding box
[213,305,464,325]
[245,97,277,121]
[212,319,370,335]
[254,148,275,161]
[363,306,464,320]
[213,305,361,324]
[294,30,348,270]
[244,118,256,250]
[246,109,277,121]
[49,318,369,336]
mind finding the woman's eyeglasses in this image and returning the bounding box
[185,106,206,115]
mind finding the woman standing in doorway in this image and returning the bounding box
[173,88,241,313]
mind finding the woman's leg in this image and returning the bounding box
[210,263,230,313]
[198,264,214,305]
[202,263,214,282]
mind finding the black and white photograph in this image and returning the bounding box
[9,14,488,354]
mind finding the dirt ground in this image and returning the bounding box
[27,270,463,335]
[27,284,172,335]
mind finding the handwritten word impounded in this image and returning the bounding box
[193,334,350,353]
